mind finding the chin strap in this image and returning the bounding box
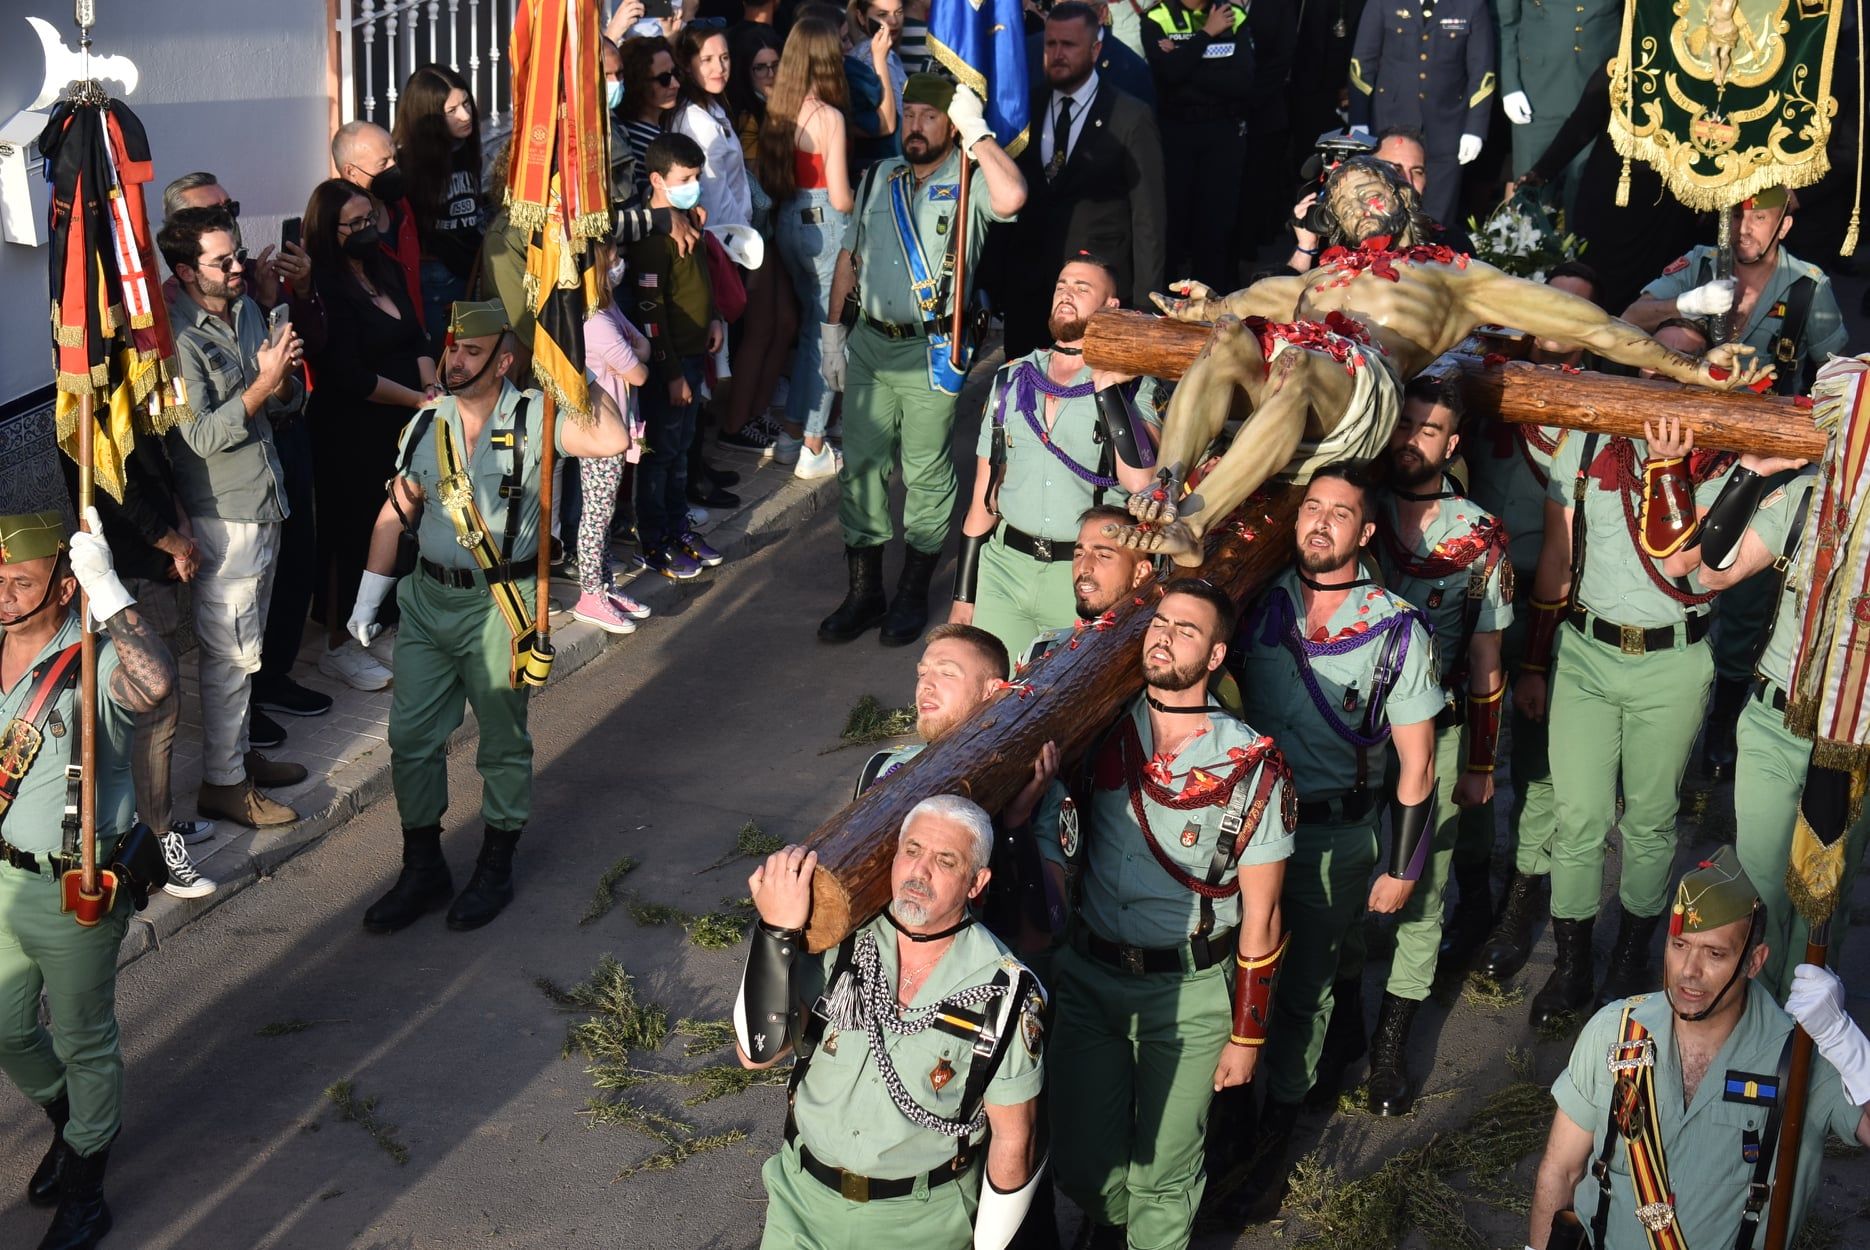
[974,1153,1050,1250]
[1387,792,1435,881]
[1465,682,1504,774]
[1520,597,1567,674]
[1230,932,1290,1045]
[1691,465,1765,571]
[954,532,986,604]
[1638,455,1700,558]
[1093,382,1157,471]
[734,920,802,1065]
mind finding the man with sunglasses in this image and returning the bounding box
[158,206,310,832]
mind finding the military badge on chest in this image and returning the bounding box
[1058,796,1081,857]
[1342,682,1361,714]
[930,1055,955,1092]
[1179,820,1201,848]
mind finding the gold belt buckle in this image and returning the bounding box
[1119,946,1146,975]
[1619,624,1646,656]
[1031,536,1054,561]
[436,472,474,510]
[1636,1201,1677,1231]
[1606,1037,1656,1073]
[0,718,44,784]
[838,1170,870,1202]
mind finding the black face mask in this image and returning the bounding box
[342,226,383,260]
[369,164,408,204]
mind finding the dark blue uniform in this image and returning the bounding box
[1347,0,1495,227]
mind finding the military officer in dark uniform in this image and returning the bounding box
[1346,0,1495,228]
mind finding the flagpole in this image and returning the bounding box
[1763,921,1827,1250]
[537,391,556,646]
[950,155,970,369]
[77,393,100,906]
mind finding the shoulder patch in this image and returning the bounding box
[1019,986,1045,1058]
[1662,255,1690,276]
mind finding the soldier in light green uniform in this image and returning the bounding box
[1516,410,1731,1027]
[0,510,177,1246]
[737,798,1046,1250]
[1029,580,1292,1250]
[1527,850,1870,1250]
[852,624,1010,800]
[1013,505,1158,673]
[347,303,629,936]
[1226,466,1443,1222]
[949,256,1162,661]
[818,75,1028,650]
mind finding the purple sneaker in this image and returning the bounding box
[680,530,725,568]
[644,544,703,580]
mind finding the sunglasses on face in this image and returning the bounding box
[649,70,679,86]
[196,249,249,274]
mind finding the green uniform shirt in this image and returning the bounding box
[1234,568,1444,800]
[1545,435,1727,629]
[974,352,1162,543]
[1033,696,1293,946]
[165,291,299,523]
[1377,479,1515,688]
[791,915,1043,1178]
[1740,468,1818,689]
[856,742,926,799]
[1641,245,1848,372]
[844,148,1011,326]
[1554,982,1864,1250]
[0,613,135,851]
[396,383,568,572]
[1466,420,1564,581]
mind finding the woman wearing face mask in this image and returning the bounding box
[619,37,682,205]
[301,178,435,691]
[392,64,485,354]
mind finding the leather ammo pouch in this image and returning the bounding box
[388,409,440,579]
[108,821,168,911]
[1546,1208,1590,1250]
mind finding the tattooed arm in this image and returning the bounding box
[104,608,176,714]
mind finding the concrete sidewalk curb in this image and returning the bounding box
[116,468,840,968]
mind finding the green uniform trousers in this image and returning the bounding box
[972,536,1077,667]
[1503,616,1557,877]
[1548,627,1712,920]
[389,570,535,831]
[1049,943,1230,1250]
[760,1141,978,1249]
[1735,692,1870,998]
[1264,815,1379,1104]
[839,327,961,553]
[0,865,130,1156]
[1383,720,1468,1000]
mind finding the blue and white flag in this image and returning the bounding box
[928,0,1029,156]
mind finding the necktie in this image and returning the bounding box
[1047,97,1074,182]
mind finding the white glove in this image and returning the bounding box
[1676,277,1737,317]
[819,322,849,393]
[1348,124,1371,138]
[1458,133,1483,165]
[946,84,993,152]
[69,507,135,624]
[1786,963,1870,1104]
[1503,91,1534,125]
[349,570,397,648]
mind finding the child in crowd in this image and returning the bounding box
[575,242,656,632]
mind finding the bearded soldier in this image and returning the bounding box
[853,625,1012,800]
[1017,505,1159,672]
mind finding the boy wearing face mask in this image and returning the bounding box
[623,134,729,580]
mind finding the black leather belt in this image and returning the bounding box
[1752,678,1789,713]
[796,1141,975,1202]
[998,522,1070,563]
[1566,607,1710,655]
[1295,788,1375,825]
[861,314,929,341]
[420,556,514,588]
[1075,925,1237,976]
[0,835,115,877]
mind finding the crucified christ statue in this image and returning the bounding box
[1117,156,1774,565]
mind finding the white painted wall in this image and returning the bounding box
[0,0,334,407]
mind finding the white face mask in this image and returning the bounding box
[607,258,628,284]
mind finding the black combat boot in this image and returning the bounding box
[1365,993,1422,1116]
[1230,1098,1302,1224]
[362,826,452,934]
[1702,675,1748,782]
[818,545,889,643]
[878,546,941,647]
[1304,975,1367,1110]
[36,1141,109,1250]
[1529,916,1596,1029]
[1441,859,1495,965]
[27,1096,68,1206]
[1596,906,1664,1005]
[1479,872,1548,981]
[446,827,522,931]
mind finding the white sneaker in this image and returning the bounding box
[794,441,841,480]
[161,829,217,898]
[772,432,803,467]
[318,640,393,692]
[687,505,710,528]
[172,818,216,845]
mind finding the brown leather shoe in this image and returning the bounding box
[243,751,309,788]
[198,780,298,829]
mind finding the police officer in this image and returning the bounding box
[346,302,629,935]
[736,798,1046,1250]
[1033,579,1294,1250]
[818,76,1028,650]
[1226,464,1442,1219]
[950,256,1161,660]
[853,624,1011,798]
[1526,849,1870,1250]
[1346,0,1495,228]
[0,510,176,1248]
[1142,0,1255,289]
[1495,0,1620,194]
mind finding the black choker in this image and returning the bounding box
[884,909,974,942]
[1145,692,1220,714]
[1296,569,1372,592]
[1391,484,1454,502]
[1051,344,1084,356]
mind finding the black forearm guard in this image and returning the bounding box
[1387,792,1435,881]
[1691,465,1765,570]
[1094,382,1156,471]
[954,531,987,604]
[735,920,801,1065]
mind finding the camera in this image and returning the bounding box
[1297,126,1378,189]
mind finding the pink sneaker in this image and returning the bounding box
[608,590,652,620]
[571,591,638,634]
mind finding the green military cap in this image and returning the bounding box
[0,512,67,566]
[447,300,510,342]
[1669,845,1762,936]
[1741,186,1798,212]
[903,73,956,112]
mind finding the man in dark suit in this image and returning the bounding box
[1001,2,1167,360]
[1024,0,1157,108]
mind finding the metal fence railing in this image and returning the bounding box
[333,0,519,129]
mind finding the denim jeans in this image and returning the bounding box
[420,259,466,355]
[776,188,849,439]
[636,356,705,548]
